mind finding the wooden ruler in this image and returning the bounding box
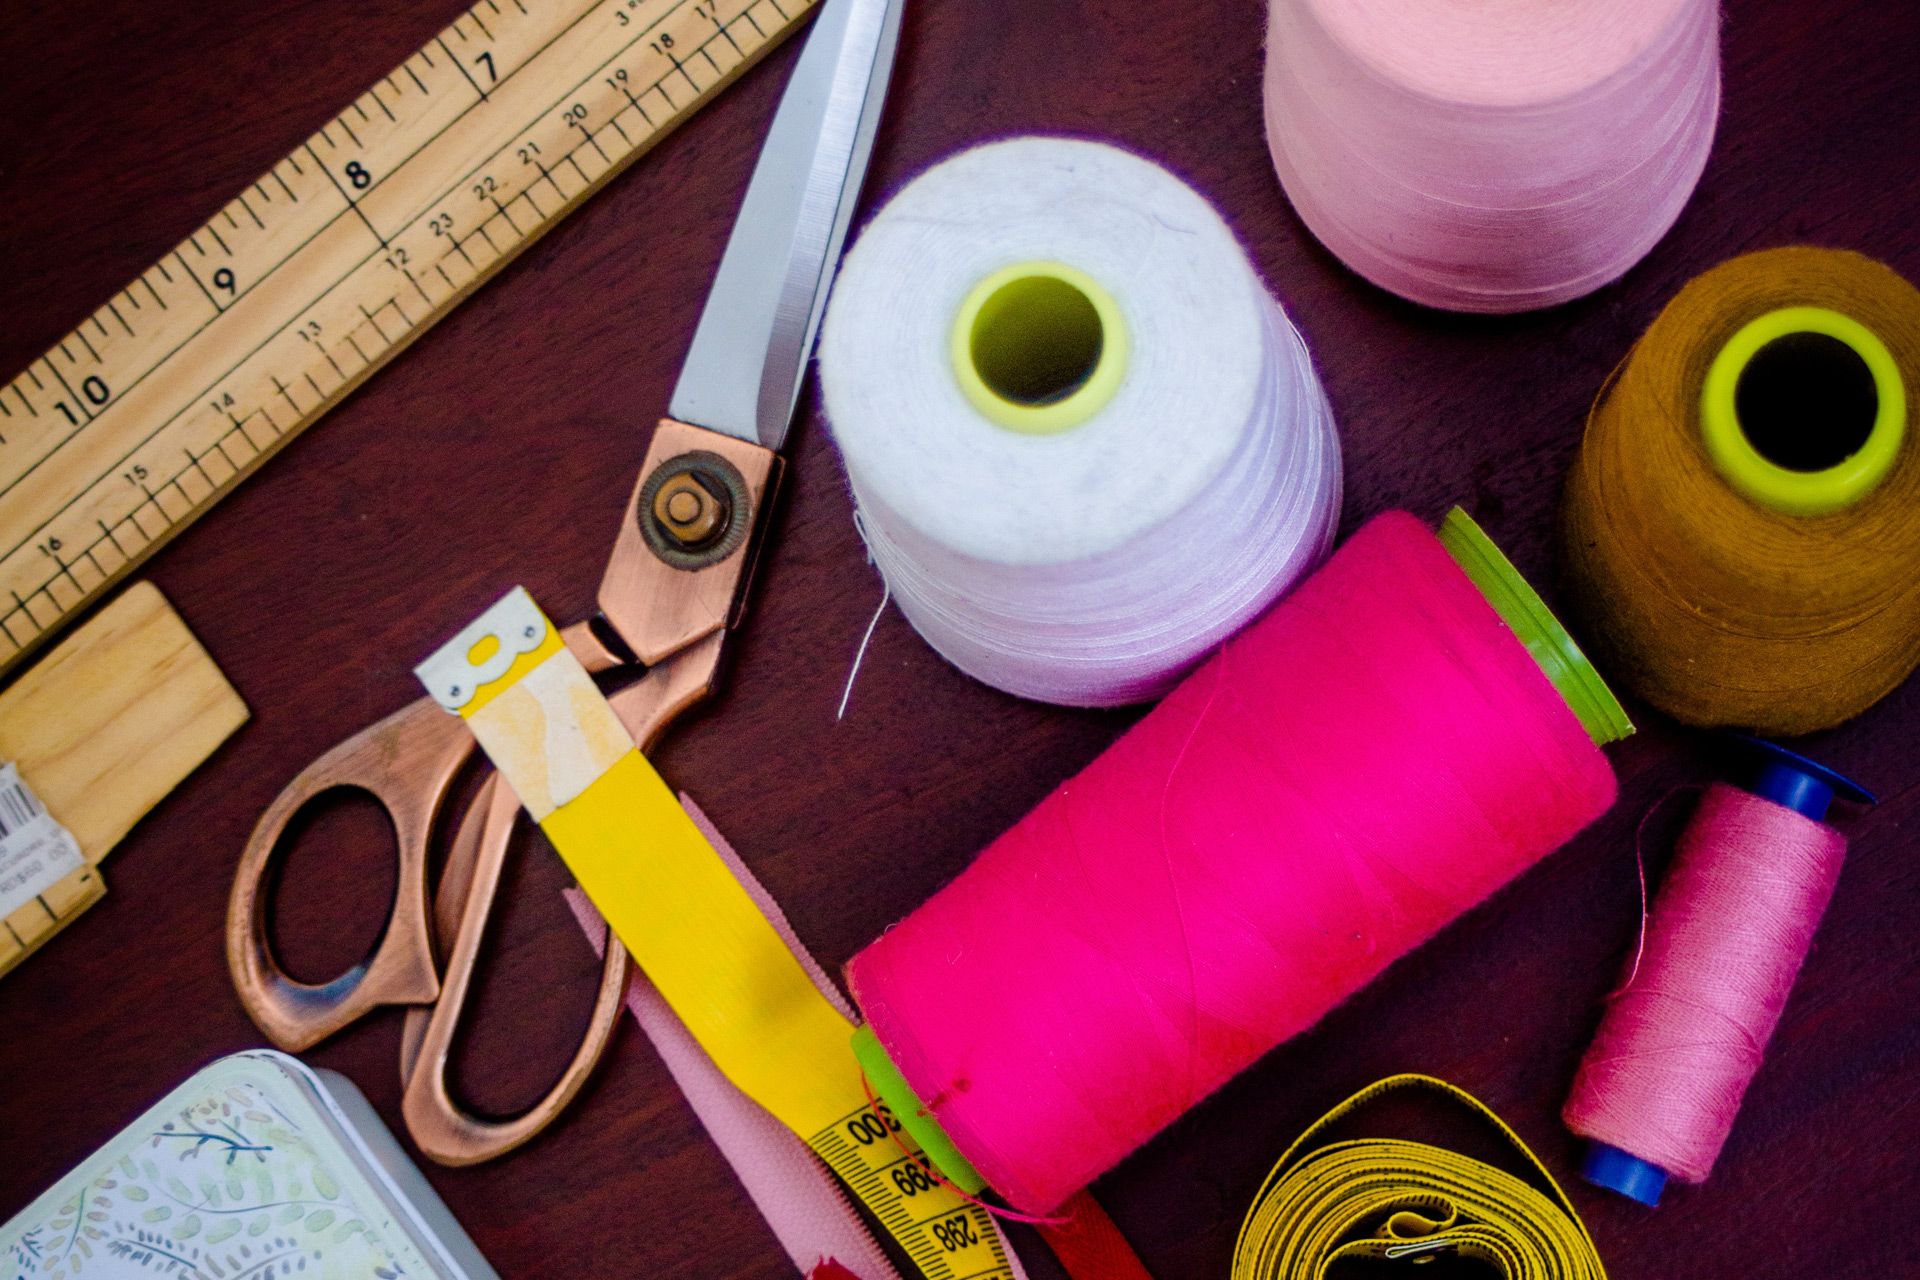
[0,0,815,677]
[0,582,246,976]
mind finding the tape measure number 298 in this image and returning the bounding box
[0,0,815,676]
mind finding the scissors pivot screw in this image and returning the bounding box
[639,450,753,570]
[655,473,725,545]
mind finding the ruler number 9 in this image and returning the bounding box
[931,1213,979,1252]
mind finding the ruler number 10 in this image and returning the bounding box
[53,376,111,424]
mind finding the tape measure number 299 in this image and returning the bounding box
[812,1100,1014,1280]
[0,0,815,676]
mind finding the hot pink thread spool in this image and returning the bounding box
[1564,739,1874,1206]
[1263,0,1721,312]
[846,509,1632,1214]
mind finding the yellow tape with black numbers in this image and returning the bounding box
[416,587,1013,1280]
[1232,1074,1606,1280]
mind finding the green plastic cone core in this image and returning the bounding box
[1437,507,1633,745]
[848,511,1632,1201]
[850,1025,986,1195]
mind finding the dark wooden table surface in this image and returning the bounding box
[5,1,1919,1277]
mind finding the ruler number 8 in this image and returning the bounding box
[344,161,372,190]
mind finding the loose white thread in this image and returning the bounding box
[819,139,1343,707]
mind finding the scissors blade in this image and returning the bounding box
[668,0,903,450]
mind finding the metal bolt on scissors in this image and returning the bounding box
[227,0,904,1166]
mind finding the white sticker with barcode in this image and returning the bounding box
[0,763,85,919]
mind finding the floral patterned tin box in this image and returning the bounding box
[3,1052,499,1280]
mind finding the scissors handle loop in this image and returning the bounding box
[227,695,473,1051]
[398,773,632,1165]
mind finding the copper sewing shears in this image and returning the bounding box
[226,0,904,1166]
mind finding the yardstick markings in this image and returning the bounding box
[0,0,815,674]
[810,1100,1015,1280]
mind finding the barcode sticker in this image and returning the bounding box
[0,763,85,919]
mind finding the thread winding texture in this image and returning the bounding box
[847,513,1617,1213]
[820,138,1341,707]
[1263,0,1720,312]
[1563,784,1847,1183]
[1562,248,1920,735]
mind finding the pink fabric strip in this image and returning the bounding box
[564,795,1030,1280]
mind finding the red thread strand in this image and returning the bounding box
[855,1070,1066,1227]
[848,512,1617,1213]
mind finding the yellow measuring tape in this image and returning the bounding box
[1233,1075,1606,1280]
[416,588,1013,1280]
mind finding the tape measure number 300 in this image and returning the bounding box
[0,0,815,676]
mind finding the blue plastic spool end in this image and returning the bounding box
[1730,735,1875,820]
[1577,740,1872,1210]
[1582,1142,1669,1207]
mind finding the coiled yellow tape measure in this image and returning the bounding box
[1233,1075,1606,1280]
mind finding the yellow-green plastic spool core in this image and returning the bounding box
[1700,306,1906,516]
[951,261,1128,435]
[1438,508,1633,746]
[850,1024,986,1195]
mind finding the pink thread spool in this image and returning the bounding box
[1263,0,1721,312]
[1564,739,1874,1206]
[846,509,1631,1214]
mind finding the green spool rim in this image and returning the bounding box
[950,261,1129,435]
[1438,508,1633,746]
[1699,306,1906,516]
[851,1024,986,1195]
